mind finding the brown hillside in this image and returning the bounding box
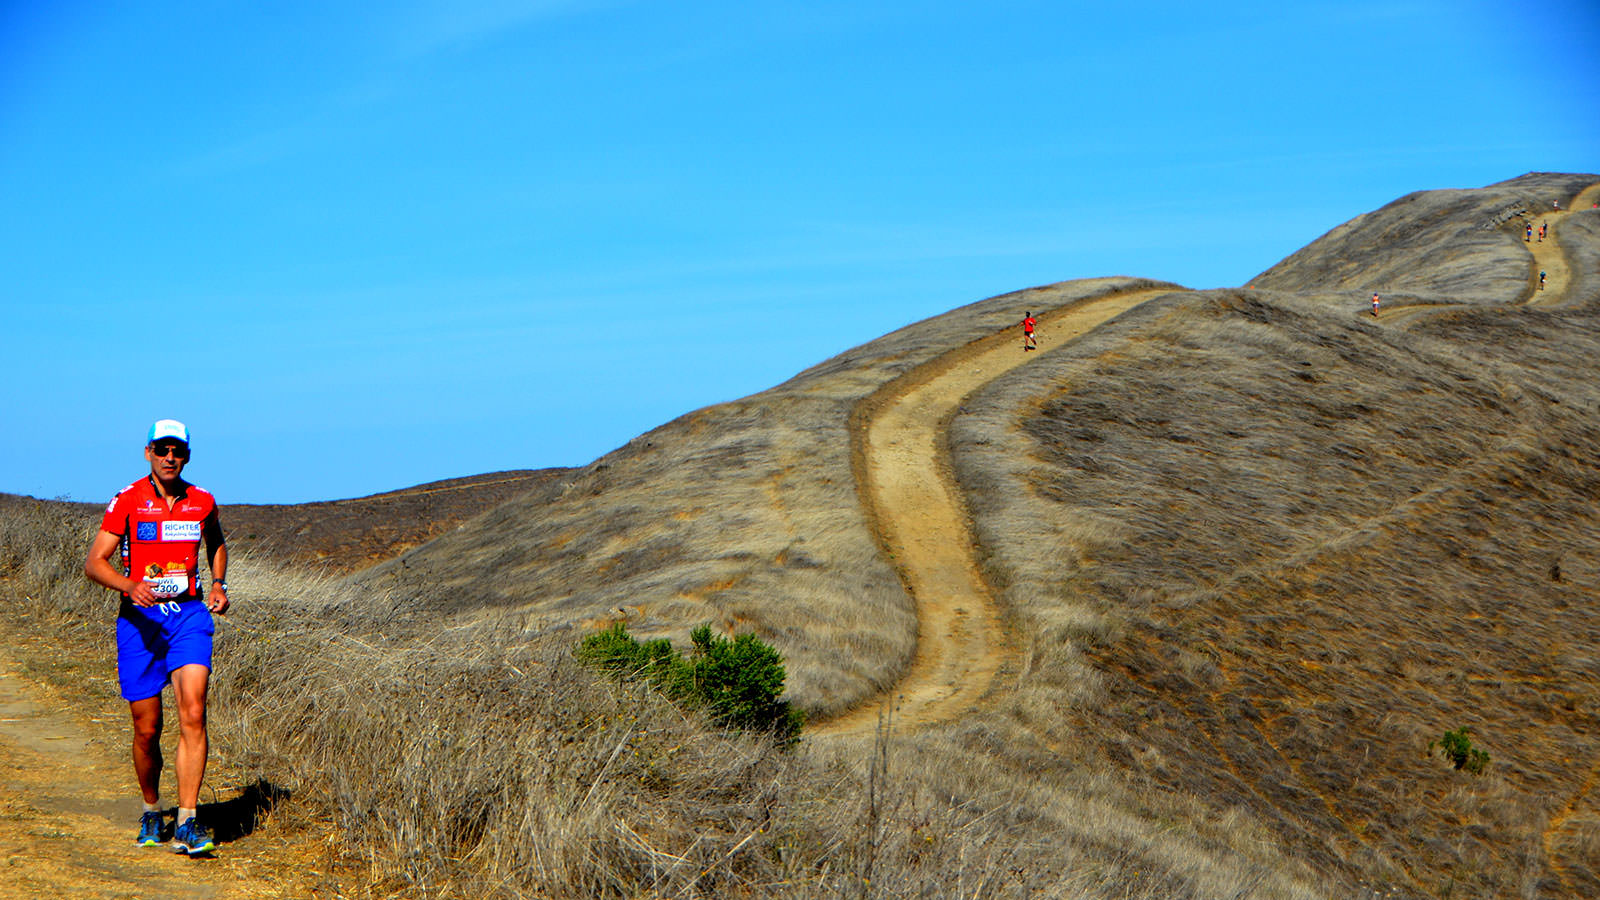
[347,276,1183,715]
[346,171,1600,896]
[221,469,572,573]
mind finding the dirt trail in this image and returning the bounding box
[1522,183,1597,305]
[1381,182,1600,325]
[817,287,1171,738]
[1368,299,1442,326]
[0,624,318,899]
[823,183,1598,740]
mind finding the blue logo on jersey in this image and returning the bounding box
[136,521,159,541]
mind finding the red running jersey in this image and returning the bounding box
[101,477,221,599]
[1023,316,1036,333]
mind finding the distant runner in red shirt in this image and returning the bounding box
[1371,293,1381,318]
[1021,311,1038,351]
[85,419,229,857]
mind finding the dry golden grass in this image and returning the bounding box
[4,501,1239,899]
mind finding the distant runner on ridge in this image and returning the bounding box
[84,419,230,858]
[1021,311,1038,351]
[1371,292,1381,317]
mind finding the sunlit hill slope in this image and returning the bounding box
[340,171,1600,896]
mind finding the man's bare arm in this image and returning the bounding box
[86,529,159,607]
[204,518,229,614]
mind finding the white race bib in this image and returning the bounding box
[144,574,188,597]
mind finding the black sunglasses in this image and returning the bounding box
[150,442,190,459]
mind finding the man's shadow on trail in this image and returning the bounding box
[197,779,291,844]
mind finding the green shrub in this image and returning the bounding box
[577,622,803,746]
[575,622,685,689]
[1431,727,1489,774]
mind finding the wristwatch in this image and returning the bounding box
[215,579,229,593]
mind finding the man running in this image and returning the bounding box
[1021,311,1038,351]
[85,419,229,857]
[1371,292,1381,317]
[1540,270,1547,291]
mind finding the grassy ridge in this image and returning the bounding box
[1250,172,1596,303]
[348,276,1180,718]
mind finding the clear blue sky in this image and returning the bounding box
[4,1,1597,504]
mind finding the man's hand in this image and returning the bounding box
[207,583,229,615]
[126,579,160,608]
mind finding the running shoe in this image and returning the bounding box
[171,818,216,856]
[136,810,164,846]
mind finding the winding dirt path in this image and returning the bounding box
[1526,182,1600,306]
[816,286,1173,737]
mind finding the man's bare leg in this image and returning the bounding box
[129,695,164,805]
[170,664,210,811]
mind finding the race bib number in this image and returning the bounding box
[144,574,189,597]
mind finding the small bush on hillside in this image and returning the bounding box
[1431,727,1489,774]
[577,622,804,746]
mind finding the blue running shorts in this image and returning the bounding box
[116,599,215,701]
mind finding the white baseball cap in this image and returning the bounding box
[147,419,191,445]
